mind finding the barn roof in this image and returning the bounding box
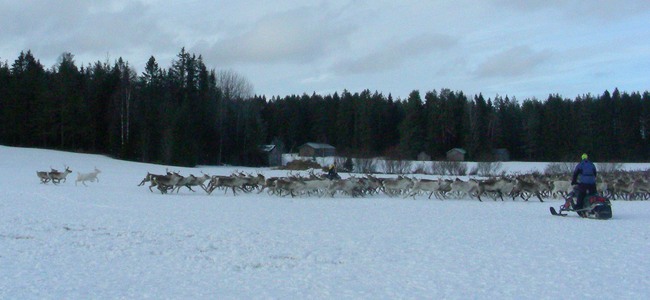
[447,148,467,154]
[259,144,276,152]
[301,143,336,149]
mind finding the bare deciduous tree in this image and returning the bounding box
[215,69,254,101]
[354,158,378,174]
[383,159,412,174]
[431,161,467,176]
[473,161,503,177]
[215,69,254,165]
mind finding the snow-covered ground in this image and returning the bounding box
[1,145,649,299]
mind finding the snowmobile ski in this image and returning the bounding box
[549,206,567,216]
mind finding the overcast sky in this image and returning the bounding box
[1,0,649,100]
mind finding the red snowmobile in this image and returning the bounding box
[550,186,612,219]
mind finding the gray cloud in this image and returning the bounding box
[474,46,552,78]
[331,33,458,75]
[195,5,355,65]
[1,0,647,101]
[491,0,650,19]
[0,1,174,67]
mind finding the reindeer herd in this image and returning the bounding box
[137,171,212,194]
[35,163,649,201]
[133,168,650,201]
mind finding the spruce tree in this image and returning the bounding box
[398,90,425,159]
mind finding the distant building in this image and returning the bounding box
[446,148,466,161]
[260,144,282,167]
[417,151,431,161]
[299,143,336,157]
[492,148,510,161]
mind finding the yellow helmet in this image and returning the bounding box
[581,153,588,160]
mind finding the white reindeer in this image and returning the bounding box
[76,167,101,186]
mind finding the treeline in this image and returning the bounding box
[0,49,265,166]
[1,49,649,166]
[266,89,650,162]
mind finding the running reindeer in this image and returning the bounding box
[76,167,101,186]
[37,168,58,184]
[37,166,72,184]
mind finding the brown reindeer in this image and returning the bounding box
[36,168,58,184]
[49,166,72,184]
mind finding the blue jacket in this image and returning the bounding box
[572,159,597,185]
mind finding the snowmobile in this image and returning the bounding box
[325,165,341,180]
[550,187,612,219]
[325,171,341,180]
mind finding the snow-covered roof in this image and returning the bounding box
[447,148,466,154]
[301,142,335,149]
[259,144,276,152]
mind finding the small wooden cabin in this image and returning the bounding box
[299,143,336,157]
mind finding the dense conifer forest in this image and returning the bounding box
[1,49,649,166]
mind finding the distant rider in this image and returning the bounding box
[571,153,597,215]
[326,164,338,180]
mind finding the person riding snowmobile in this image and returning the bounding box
[326,164,339,180]
[571,153,597,216]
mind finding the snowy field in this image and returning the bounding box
[1,145,649,299]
